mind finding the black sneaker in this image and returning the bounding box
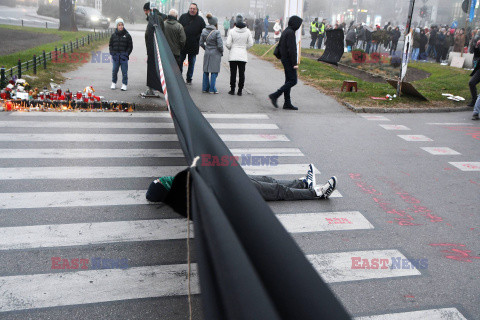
[283,103,298,110]
[473,113,479,120]
[314,176,337,199]
[268,94,279,108]
[237,89,242,96]
[228,89,235,95]
[186,80,192,85]
[467,101,475,107]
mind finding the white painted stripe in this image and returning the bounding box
[397,135,433,142]
[421,147,461,155]
[379,124,410,130]
[0,148,304,159]
[0,190,149,209]
[449,162,480,171]
[307,249,421,283]
[0,133,289,142]
[0,164,317,180]
[361,115,390,121]
[427,123,473,126]
[355,308,467,320]
[0,211,366,250]
[0,264,199,313]
[0,121,278,130]
[277,211,373,233]
[0,219,190,250]
[9,112,270,119]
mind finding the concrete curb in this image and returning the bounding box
[342,101,472,114]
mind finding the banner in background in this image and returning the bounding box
[150,10,351,320]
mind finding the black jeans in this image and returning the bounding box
[309,32,318,48]
[229,61,246,89]
[272,60,297,104]
[248,175,316,201]
[469,68,480,102]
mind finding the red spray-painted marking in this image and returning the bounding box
[326,218,353,224]
[379,177,444,223]
[429,243,480,262]
[463,163,480,170]
[445,126,480,141]
[349,173,421,226]
[470,180,480,187]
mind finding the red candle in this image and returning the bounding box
[5,100,12,111]
[83,97,89,103]
[94,96,101,102]
[0,91,6,100]
[57,88,62,95]
[59,95,65,101]
[87,91,93,98]
[39,92,45,100]
[76,91,82,100]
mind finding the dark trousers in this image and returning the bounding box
[272,60,297,104]
[174,55,182,71]
[390,41,398,56]
[317,34,324,49]
[249,175,316,201]
[469,69,480,102]
[229,61,246,89]
[179,53,196,81]
[310,32,318,48]
[224,29,228,37]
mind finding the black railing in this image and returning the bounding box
[0,28,115,89]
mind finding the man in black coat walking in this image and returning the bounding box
[268,15,303,110]
[178,3,206,84]
[143,2,165,96]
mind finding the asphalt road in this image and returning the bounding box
[0,27,478,320]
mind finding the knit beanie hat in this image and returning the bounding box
[143,2,150,10]
[146,179,169,202]
[236,14,244,25]
[206,13,218,26]
[115,17,124,28]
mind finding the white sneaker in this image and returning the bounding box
[306,164,317,189]
[121,84,127,91]
[111,83,116,90]
[314,176,337,199]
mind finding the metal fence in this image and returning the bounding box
[0,28,114,88]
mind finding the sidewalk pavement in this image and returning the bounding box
[61,22,346,114]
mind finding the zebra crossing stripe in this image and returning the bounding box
[307,249,421,283]
[449,162,480,171]
[0,249,421,312]
[0,211,370,250]
[0,148,304,159]
[397,135,433,142]
[0,133,288,142]
[0,121,279,130]
[426,123,473,126]
[379,124,410,130]
[421,147,461,155]
[0,264,200,313]
[361,115,390,121]
[8,112,270,119]
[354,308,467,320]
[0,164,317,180]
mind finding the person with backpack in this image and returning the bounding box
[109,17,133,91]
[268,15,303,110]
[226,14,254,96]
[200,13,223,94]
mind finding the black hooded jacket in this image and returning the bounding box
[278,15,303,66]
[179,11,206,55]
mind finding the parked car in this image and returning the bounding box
[75,6,110,29]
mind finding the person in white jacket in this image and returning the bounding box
[226,14,254,96]
[273,19,282,43]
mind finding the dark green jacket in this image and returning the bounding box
[164,16,186,56]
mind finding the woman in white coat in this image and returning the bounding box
[226,14,254,96]
[273,19,282,43]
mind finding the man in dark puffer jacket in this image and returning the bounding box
[109,18,133,91]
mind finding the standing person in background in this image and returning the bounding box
[317,19,326,49]
[109,17,133,91]
[356,24,366,50]
[143,2,165,97]
[390,26,401,56]
[365,26,372,54]
[223,17,230,37]
[179,3,206,85]
[454,29,465,53]
[164,8,186,70]
[412,28,421,61]
[254,18,263,44]
[426,26,437,59]
[309,18,319,49]
[263,15,270,43]
[419,28,428,60]
[435,28,446,63]
[273,19,282,43]
[268,15,303,111]
[230,16,235,29]
[226,14,254,96]
[345,27,356,52]
[200,13,223,94]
